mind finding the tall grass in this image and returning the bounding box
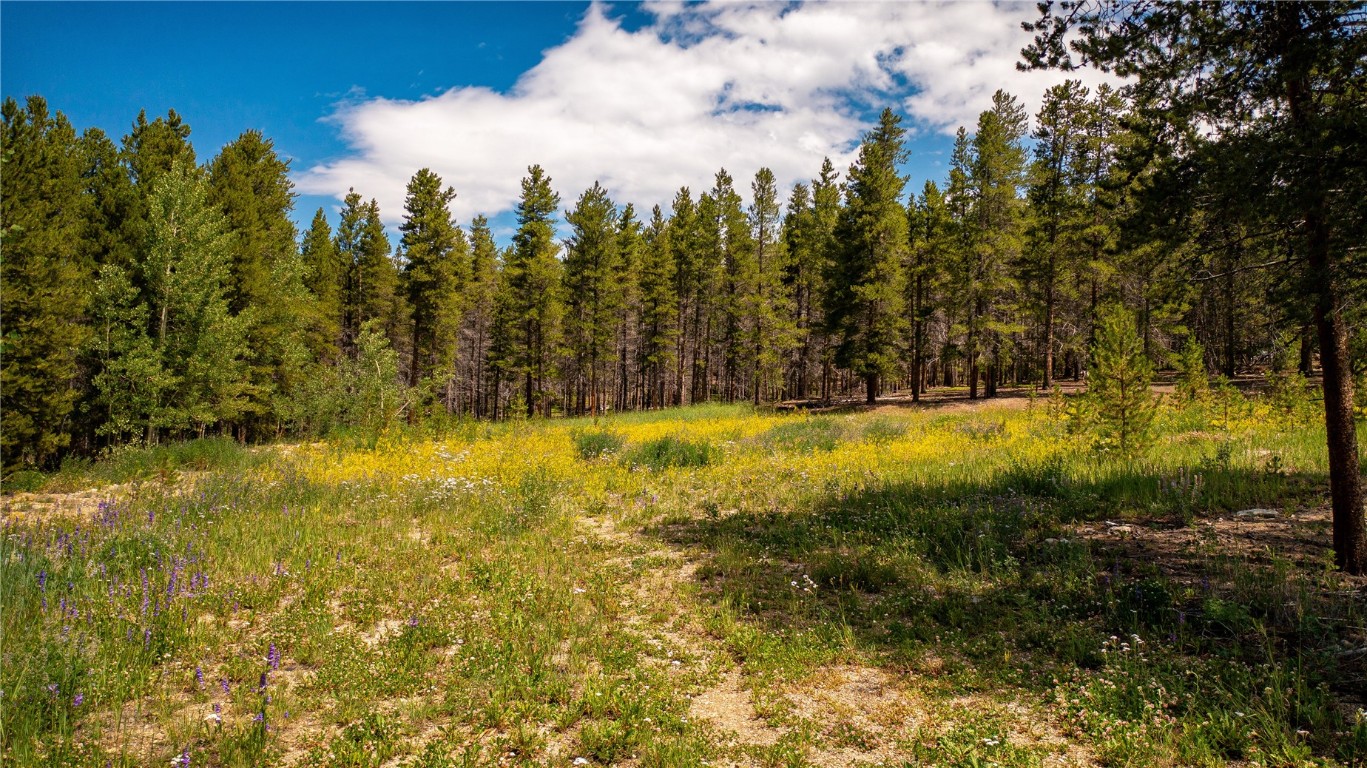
[3,390,1362,766]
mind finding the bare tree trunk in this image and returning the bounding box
[1279,2,1365,572]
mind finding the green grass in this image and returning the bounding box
[18,437,265,493]
[3,390,1364,766]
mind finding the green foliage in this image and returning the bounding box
[1266,333,1317,421]
[346,320,410,440]
[496,165,564,416]
[639,204,679,404]
[743,168,796,404]
[825,109,910,400]
[761,416,845,453]
[337,191,400,350]
[300,208,345,360]
[1,96,94,469]
[401,168,466,392]
[45,436,258,490]
[626,435,715,470]
[563,181,623,413]
[91,160,248,443]
[1086,304,1156,456]
[861,416,908,444]
[208,130,311,435]
[572,428,625,460]
[1173,337,1209,403]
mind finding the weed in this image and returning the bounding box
[573,428,625,460]
[626,435,716,470]
[760,417,845,453]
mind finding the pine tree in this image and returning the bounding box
[334,190,366,348]
[501,165,564,416]
[462,215,499,417]
[907,180,951,401]
[708,169,751,402]
[1027,81,1092,390]
[124,109,196,190]
[826,108,910,404]
[747,168,794,404]
[969,90,1029,398]
[782,181,817,398]
[808,158,841,399]
[1087,304,1155,456]
[79,127,140,273]
[0,96,94,468]
[638,205,678,408]
[562,181,622,415]
[667,187,700,405]
[207,130,306,434]
[400,168,467,402]
[615,204,644,411]
[1025,2,1367,571]
[353,198,399,347]
[300,208,344,362]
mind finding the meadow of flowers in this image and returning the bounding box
[3,393,1364,766]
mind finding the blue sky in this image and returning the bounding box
[2,1,1110,244]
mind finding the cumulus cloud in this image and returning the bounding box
[296,1,1114,226]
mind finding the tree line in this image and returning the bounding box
[0,82,1346,459]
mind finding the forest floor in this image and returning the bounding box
[4,391,1365,767]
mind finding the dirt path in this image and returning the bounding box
[575,507,1098,767]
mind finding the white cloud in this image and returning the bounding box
[295,1,1115,227]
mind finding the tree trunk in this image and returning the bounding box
[1311,236,1365,573]
[1042,267,1055,390]
[1278,1,1365,572]
[1298,323,1313,376]
[865,373,877,404]
[1223,260,1236,378]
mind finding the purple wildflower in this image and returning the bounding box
[73,692,84,707]
[195,667,204,688]
[220,678,230,695]
[258,672,268,692]
[37,569,47,591]
[267,643,279,670]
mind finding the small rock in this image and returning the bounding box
[1235,508,1279,519]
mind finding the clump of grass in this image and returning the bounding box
[809,548,900,593]
[861,416,908,444]
[2,469,46,492]
[43,437,261,491]
[572,428,625,460]
[957,419,1007,441]
[627,435,715,470]
[761,416,846,453]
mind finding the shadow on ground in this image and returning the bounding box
[644,463,1366,762]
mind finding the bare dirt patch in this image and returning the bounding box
[689,669,785,747]
[2,485,128,524]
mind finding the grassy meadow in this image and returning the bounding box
[3,390,1365,767]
